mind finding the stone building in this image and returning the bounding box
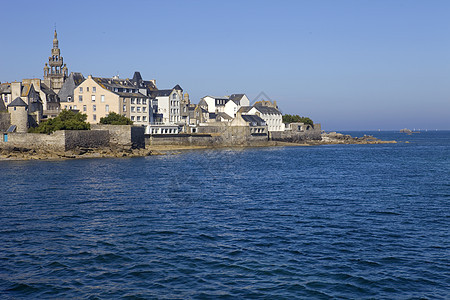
[73,75,150,125]
[43,30,68,94]
[8,98,29,133]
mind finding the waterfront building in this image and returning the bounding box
[73,75,150,125]
[200,94,250,117]
[151,85,184,124]
[241,102,284,132]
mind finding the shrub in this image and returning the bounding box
[282,114,313,126]
[29,110,90,134]
[99,112,133,125]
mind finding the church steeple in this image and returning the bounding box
[53,30,58,48]
[44,30,67,93]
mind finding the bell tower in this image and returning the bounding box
[43,30,68,93]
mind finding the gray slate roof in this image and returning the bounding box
[242,114,266,126]
[8,97,28,108]
[58,72,85,101]
[229,94,245,104]
[152,89,172,97]
[253,105,282,115]
[217,112,232,120]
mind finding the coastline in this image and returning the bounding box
[0,133,396,161]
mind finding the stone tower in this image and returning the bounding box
[43,30,68,93]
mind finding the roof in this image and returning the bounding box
[242,114,266,126]
[132,71,143,83]
[151,89,172,97]
[252,105,282,115]
[58,72,85,101]
[238,106,252,113]
[40,82,57,96]
[0,83,11,93]
[8,97,28,108]
[198,99,208,107]
[229,94,245,104]
[217,112,233,120]
[173,84,182,91]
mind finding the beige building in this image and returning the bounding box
[73,75,150,125]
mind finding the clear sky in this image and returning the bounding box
[1,0,449,130]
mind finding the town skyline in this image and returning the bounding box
[1,0,449,130]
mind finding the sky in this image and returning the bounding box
[1,0,449,130]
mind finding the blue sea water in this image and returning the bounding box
[0,131,449,299]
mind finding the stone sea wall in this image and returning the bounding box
[270,123,322,142]
[92,125,145,149]
[148,125,268,147]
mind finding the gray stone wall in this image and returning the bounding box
[148,125,268,147]
[64,130,110,150]
[0,131,66,152]
[91,124,145,149]
[0,112,11,131]
[270,123,322,142]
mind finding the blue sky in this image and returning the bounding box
[1,0,449,130]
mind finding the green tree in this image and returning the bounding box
[99,112,133,125]
[29,110,90,134]
[282,114,313,126]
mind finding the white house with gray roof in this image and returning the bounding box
[241,104,285,132]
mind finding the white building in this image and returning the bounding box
[152,85,183,124]
[200,93,250,118]
[242,105,285,132]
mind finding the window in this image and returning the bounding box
[92,87,96,93]
[101,95,105,102]
[143,107,146,112]
[131,106,135,112]
[86,87,89,92]
[142,99,147,105]
[64,105,67,109]
[123,99,126,103]
[83,105,87,112]
[67,96,72,102]
[91,95,95,102]
[74,105,77,109]
[105,105,109,112]
[131,116,135,121]
[93,105,96,111]
[137,107,141,112]
[131,98,136,104]
[172,94,177,100]
[79,95,83,102]
[93,114,96,121]
[123,105,126,112]
[143,116,147,121]
[137,98,141,104]
[137,116,141,121]
[79,87,83,93]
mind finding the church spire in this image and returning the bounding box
[53,30,58,48]
[44,30,67,93]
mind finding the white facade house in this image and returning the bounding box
[224,94,250,118]
[201,94,250,118]
[244,105,285,132]
[152,85,183,124]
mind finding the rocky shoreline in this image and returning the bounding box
[0,133,396,160]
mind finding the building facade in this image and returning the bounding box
[73,75,150,125]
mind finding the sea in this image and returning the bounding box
[0,131,449,299]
